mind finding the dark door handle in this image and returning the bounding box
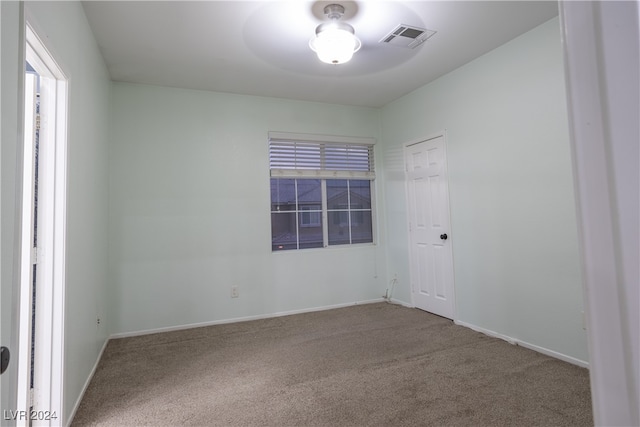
[440,233,448,240]
[1,347,9,375]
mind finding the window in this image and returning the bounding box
[327,179,372,245]
[269,132,375,251]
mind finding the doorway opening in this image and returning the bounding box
[17,23,68,425]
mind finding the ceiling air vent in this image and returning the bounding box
[380,24,436,49]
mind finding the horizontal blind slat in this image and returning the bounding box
[269,139,375,175]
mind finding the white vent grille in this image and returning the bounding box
[380,24,436,49]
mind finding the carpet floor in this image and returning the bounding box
[72,303,593,426]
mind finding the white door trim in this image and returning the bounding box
[15,22,68,426]
[559,1,639,425]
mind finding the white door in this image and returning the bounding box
[405,135,455,319]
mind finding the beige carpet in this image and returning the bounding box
[72,303,592,426]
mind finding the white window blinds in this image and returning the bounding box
[269,132,375,179]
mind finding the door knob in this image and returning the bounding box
[440,233,448,240]
[1,347,9,375]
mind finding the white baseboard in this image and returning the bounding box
[387,298,414,308]
[66,338,110,427]
[110,298,386,339]
[454,320,589,368]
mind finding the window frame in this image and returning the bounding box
[269,132,376,252]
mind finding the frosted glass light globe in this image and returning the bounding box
[310,25,361,64]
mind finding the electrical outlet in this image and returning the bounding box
[231,286,239,298]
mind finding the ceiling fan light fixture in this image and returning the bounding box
[309,4,361,65]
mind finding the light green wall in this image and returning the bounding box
[380,18,587,362]
[24,1,112,423]
[109,83,385,334]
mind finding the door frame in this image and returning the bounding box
[403,130,456,319]
[15,21,68,424]
[559,1,639,425]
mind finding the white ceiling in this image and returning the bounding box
[82,0,559,108]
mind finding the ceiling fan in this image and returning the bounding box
[309,3,361,64]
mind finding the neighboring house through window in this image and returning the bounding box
[269,132,375,251]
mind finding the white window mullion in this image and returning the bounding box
[347,181,353,244]
[295,179,300,250]
[321,180,328,247]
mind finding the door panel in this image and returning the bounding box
[417,243,429,296]
[405,135,455,319]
